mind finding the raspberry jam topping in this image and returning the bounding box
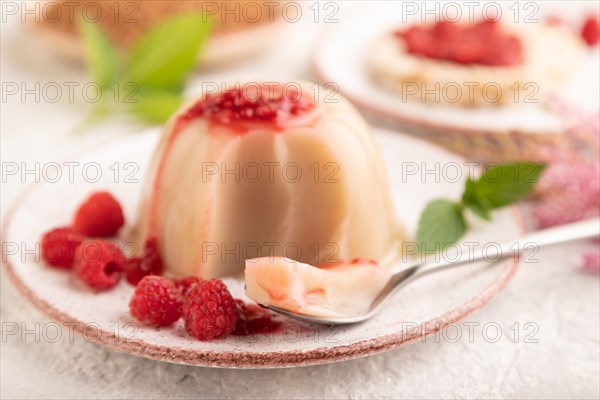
[177,84,316,132]
[396,20,523,66]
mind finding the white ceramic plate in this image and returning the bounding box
[2,128,523,368]
[312,3,599,135]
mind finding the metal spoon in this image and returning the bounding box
[267,218,600,325]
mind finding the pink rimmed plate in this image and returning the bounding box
[2,128,523,368]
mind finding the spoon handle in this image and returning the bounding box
[404,218,600,282]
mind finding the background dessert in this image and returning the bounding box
[32,0,285,66]
[369,19,585,106]
[132,82,403,278]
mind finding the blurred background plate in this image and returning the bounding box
[23,0,294,68]
[313,2,599,162]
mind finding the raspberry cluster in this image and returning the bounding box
[40,190,278,342]
[129,276,241,341]
[40,191,162,290]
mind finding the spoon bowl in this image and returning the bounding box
[266,218,600,325]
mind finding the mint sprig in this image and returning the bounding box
[78,14,212,126]
[416,162,546,252]
[132,90,185,124]
[417,199,467,253]
[125,14,211,90]
[79,20,118,90]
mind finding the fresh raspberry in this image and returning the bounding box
[129,276,183,327]
[123,257,145,286]
[175,276,202,296]
[123,236,164,285]
[141,236,163,273]
[182,279,238,341]
[581,16,600,46]
[74,240,125,290]
[40,227,83,268]
[73,192,125,237]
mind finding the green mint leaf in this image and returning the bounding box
[416,199,467,253]
[79,20,118,89]
[125,14,212,89]
[470,162,546,209]
[462,177,492,220]
[131,90,184,124]
[464,201,492,221]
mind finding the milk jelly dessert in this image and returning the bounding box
[132,82,402,278]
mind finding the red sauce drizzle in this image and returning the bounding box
[317,258,379,269]
[395,20,523,66]
[232,299,282,336]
